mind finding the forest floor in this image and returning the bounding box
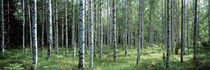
[0,44,210,70]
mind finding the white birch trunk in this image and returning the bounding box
[78,0,85,69]
[65,0,68,56]
[22,0,25,55]
[99,0,103,60]
[113,0,117,62]
[72,0,76,59]
[31,0,38,68]
[89,0,93,67]
[47,0,52,59]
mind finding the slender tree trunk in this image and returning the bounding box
[171,0,174,52]
[166,0,171,68]
[22,0,25,55]
[78,0,85,69]
[123,0,127,56]
[113,0,117,62]
[107,0,110,52]
[89,0,93,67]
[99,0,103,60]
[47,0,52,59]
[65,0,68,56]
[62,16,64,51]
[72,0,76,59]
[137,0,142,65]
[31,0,38,69]
[186,0,189,52]
[193,0,198,65]
[55,0,58,54]
[93,0,97,57]
[1,0,4,55]
[141,0,144,54]
[181,0,184,63]
[28,0,32,51]
[149,1,153,48]
[41,0,45,57]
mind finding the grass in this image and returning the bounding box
[0,44,210,70]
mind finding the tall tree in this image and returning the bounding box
[181,0,184,63]
[72,0,76,59]
[55,0,58,54]
[89,0,93,67]
[93,0,97,57]
[28,0,32,51]
[113,0,117,62]
[99,0,103,60]
[65,0,68,56]
[31,0,38,68]
[1,0,4,55]
[149,0,154,48]
[193,0,198,64]
[22,0,25,55]
[141,0,144,55]
[41,0,45,57]
[137,0,143,65]
[47,0,53,59]
[78,0,85,69]
[186,0,189,52]
[123,0,127,56]
[166,0,171,68]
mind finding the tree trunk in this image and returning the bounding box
[78,0,85,69]
[186,0,189,52]
[166,0,171,68]
[1,0,4,54]
[113,0,117,62]
[22,0,25,55]
[27,0,32,51]
[65,0,68,56]
[41,0,45,57]
[31,0,38,69]
[136,0,142,65]
[55,0,58,55]
[149,1,153,48]
[181,0,184,63]
[72,0,76,59]
[89,0,93,67]
[193,0,198,65]
[99,0,103,60]
[93,0,97,57]
[123,0,127,56]
[47,0,53,59]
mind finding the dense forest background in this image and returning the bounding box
[0,0,210,70]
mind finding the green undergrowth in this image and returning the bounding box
[0,45,209,70]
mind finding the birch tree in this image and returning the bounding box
[89,0,93,67]
[47,0,53,59]
[93,0,97,57]
[99,0,103,60]
[65,0,68,56]
[1,0,4,55]
[55,0,58,54]
[72,0,76,59]
[22,0,25,55]
[78,0,85,69]
[181,0,184,63]
[123,0,127,56]
[209,0,210,44]
[31,0,38,68]
[113,0,117,62]
[27,0,32,51]
[193,0,198,64]
[41,0,45,56]
[166,0,171,68]
[137,0,142,65]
